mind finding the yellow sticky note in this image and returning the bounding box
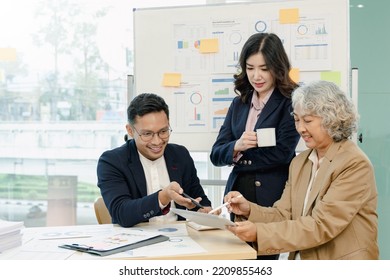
[162,73,182,87]
[0,48,17,61]
[320,71,341,86]
[199,38,219,53]
[289,68,300,83]
[279,8,299,24]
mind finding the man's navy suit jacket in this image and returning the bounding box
[97,140,211,227]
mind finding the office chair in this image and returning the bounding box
[94,197,112,224]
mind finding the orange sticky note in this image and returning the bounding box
[289,68,300,83]
[162,73,182,87]
[199,38,219,53]
[279,8,299,24]
[0,48,17,61]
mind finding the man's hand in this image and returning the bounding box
[197,206,212,213]
[158,181,204,209]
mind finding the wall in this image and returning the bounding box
[350,0,390,259]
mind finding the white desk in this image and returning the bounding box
[0,222,256,260]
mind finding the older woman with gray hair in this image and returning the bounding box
[224,80,379,260]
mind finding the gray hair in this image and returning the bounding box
[292,80,358,142]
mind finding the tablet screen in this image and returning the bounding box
[171,208,236,229]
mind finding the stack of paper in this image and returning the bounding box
[0,219,24,252]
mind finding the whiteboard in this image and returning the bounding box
[133,0,350,151]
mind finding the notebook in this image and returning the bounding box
[186,221,219,231]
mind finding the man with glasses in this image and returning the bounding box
[97,93,212,227]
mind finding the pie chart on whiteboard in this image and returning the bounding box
[190,92,202,105]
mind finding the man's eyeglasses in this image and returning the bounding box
[132,126,172,142]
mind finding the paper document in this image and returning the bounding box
[0,219,24,235]
[171,208,236,229]
[59,231,169,256]
[0,219,24,252]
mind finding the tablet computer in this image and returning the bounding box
[171,208,236,230]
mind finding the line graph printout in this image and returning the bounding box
[210,76,236,131]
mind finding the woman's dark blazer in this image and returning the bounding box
[210,88,300,206]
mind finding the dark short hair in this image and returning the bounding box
[127,93,169,125]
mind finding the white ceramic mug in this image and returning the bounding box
[256,128,276,147]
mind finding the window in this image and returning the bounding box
[0,0,231,227]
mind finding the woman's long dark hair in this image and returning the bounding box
[234,33,298,103]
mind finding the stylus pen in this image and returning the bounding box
[208,194,243,214]
[182,192,204,208]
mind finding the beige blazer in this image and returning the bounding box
[247,140,379,259]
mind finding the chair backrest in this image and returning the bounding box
[94,197,112,224]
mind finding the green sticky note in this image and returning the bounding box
[320,71,341,86]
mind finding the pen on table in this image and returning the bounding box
[208,194,243,214]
